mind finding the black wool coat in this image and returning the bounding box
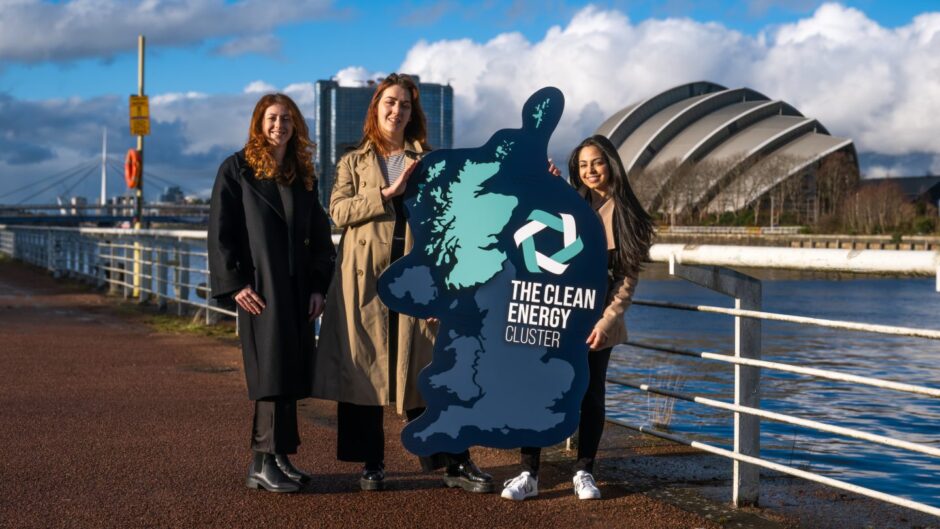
[208,150,335,401]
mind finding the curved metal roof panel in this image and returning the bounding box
[706,133,854,212]
[648,100,772,170]
[601,81,726,147]
[598,81,857,215]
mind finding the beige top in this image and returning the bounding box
[581,188,640,350]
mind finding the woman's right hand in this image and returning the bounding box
[547,158,561,177]
[233,285,265,315]
[586,327,608,350]
[381,161,418,201]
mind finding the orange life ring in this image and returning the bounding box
[124,148,141,189]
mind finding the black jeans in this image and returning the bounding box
[251,398,300,454]
[520,346,612,475]
[336,402,470,471]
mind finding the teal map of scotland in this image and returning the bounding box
[377,87,608,456]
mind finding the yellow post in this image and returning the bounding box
[133,35,145,299]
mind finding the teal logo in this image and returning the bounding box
[513,209,584,275]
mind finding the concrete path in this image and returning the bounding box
[0,260,732,529]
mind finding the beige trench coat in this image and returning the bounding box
[312,140,437,414]
[583,188,640,350]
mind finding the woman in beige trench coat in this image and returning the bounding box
[313,74,493,493]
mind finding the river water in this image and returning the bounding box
[608,267,940,506]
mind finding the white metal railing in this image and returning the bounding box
[0,225,233,321]
[607,252,940,517]
[650,244,940,292]
[3,224,940,516]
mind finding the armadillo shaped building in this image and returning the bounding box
[596,81,858,216]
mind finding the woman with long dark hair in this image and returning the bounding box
[208,93,335,493]
[501,134,654,501]
[313,74,493,493]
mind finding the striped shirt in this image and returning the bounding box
[378,152,406,186]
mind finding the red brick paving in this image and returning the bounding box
[0,261,719,529]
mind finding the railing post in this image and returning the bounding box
[668,254,762,506]
[107,241,120,295]
[139,237,151,304]
[177,241,190,316]
[47,230,59,277]
[935,254,939,293]
[157,243,168,312]
[733,278,761,506]
[122,240,130,299]
[95,238,105,289]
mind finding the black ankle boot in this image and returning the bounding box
[359,461,385,491]
[246,452,301,493]
[274,454,312,485]
[443,459,494,493]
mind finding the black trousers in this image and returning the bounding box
[337,402,470,471]
[521,346,612,475]
[251,398,300,454]
[335,202,469,470]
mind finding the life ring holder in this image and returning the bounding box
[124,148,141,189]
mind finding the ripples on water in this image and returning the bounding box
[609,269,940,505]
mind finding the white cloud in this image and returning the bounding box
[151,92,208,105]
[334,66,387,87]
[0,0,336,63]
[866,165,909,178]
[212,34,281,57]
[283,82,317,113]
[243,81,277,94]
[400,3,940,165]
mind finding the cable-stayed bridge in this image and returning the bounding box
[0,153,208,225]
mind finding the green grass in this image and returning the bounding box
[139,310,237,340]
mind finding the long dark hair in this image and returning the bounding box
[568,135,653,274]
[361,73,429,156]
[244,93,316,191]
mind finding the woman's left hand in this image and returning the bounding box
[308,292,325,322]
[586,327,608,350]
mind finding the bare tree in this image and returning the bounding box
[842,181,913,234]
[816,151,859,218]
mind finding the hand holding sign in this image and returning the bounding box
[377,87,608,456]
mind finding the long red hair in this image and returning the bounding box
[244,93,316,191]
[360,73,429,156]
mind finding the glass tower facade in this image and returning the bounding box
[315,75,454,209]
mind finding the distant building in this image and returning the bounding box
[315,75,454,208]
[595,81,859,220]
[159,186,185,204]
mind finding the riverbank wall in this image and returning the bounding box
[654,229,940,251]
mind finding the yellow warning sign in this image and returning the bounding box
[129,95,150,136]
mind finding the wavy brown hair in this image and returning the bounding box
[360,73,429,156]
[244,93,315,191]
[568,135,654,275]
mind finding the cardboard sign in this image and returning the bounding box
[377,87,608,456]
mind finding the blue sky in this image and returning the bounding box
[3,0,935,100]
[1,1,939,203]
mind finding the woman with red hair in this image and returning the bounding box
[209,93,335,493]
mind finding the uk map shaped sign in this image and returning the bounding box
[377,87,608,456]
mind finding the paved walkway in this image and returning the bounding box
[0,260,734,529]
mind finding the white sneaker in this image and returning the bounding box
[573,470,601,500]
[500,471,538,501]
